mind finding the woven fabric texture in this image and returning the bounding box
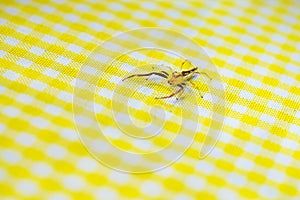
[0,0,300,199]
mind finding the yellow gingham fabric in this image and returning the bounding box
[0,0,300,199]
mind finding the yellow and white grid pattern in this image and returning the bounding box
[0,0,300,199]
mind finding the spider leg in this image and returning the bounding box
[122,71,168,81]
[155,84,185,100]
[193,71,212,80]
[180,59,190,70]
[189,81,204,98]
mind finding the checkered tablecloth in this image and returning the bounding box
[1,0,300,199]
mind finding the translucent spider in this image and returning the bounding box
[122,60,212,100]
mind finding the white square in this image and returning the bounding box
[102,42,120,52]
[92,53,110,63]
[274,88,288,98]
[109,75,122,84]
[99,12,114,20]
[185,175,205,190]
[4,37,19,46]
[207,36,224,46]
[198,107,210,118]
[227,172,246,186]
[108,3,124,11]
[259,7,273,15]
[0,85,5,94]
[267,169,285,182]
[67,44,83,54]
[43,68,59,78]
[166,9,181,19]
[30,46,45,56]
[241,35,255,45]
[5,6,19,15]
[280,75,295,86]
[31,117,49,129]
[0,50,7,58]
[55,56,71,65]
[124,21,139,29]
[271,34,286,44]
[40,5,55,13]
[128,98,144,110]
[244,142,261,155]
[130,52,146,60]
[89,22,103,31]
[260,54,275,64]
[281,138,298,150]
[29,15,43,24]
[296,111,300,118]
[53,24,68,33]
[223,15,239,23]
[246,78,261,87]
[278,24,291,33]
[141,2,156,10]
[291,53,300,62]
[266,44,281,54]
[17,26,32,35]
[224,117,240,128]
[69,78,76,87]
[195,161,215,174]
[190,17,204,27]
[239,90,255,100]
[78,33,94,42]
[0,18,7,25]
[17,58,32,68]
[30,80,47,91]
[275,153,292,166]
[233,45,249,55]
[286,63,299,74]
[218,188,238,200]
[17,94,33,104]
[47,144,67,160]
[216,26,230,35]
[75,4,90,12]
[98,88,113,99]
[64,14,79,22]
[93,103,103,113]
[183,28,198,37]
[252,127,269,139]
[232,104,247,113]
[236,158,254,171]
[267,100,282,110]
[219,131,231,143]
[157,19,173,28]
[205,48,216,57]
[289,124,300,135]
[3,70,20,81]
[0,122,6,133]
[61,128,77,141]
[42,34,57,44]
[82,66,97,75]
[247,25,262,35]
[227,57,242,66]
[253,15,267,25]
[283,15,297,24]
[3,106,20,117]
[253,66,268,76]
[260,114,275,124]
[57,91,72,102]
[259,185,278,199]
[45,104,62,115]
[16,0,31,4]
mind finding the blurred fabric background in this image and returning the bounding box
[0,0,299,199]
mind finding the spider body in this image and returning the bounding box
[122,60,211,100]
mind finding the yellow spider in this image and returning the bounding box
[122,60,212,100]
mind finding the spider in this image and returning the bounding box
[122,60,212,100]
